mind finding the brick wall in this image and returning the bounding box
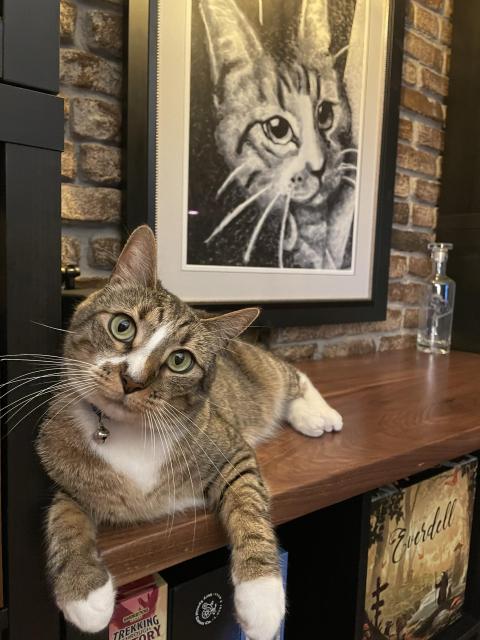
[60,0,454,359]
[60,0,123,287]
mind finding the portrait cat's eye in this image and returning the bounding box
[34,226,343,639]
[187,0,359,271]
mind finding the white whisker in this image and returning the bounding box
[34,383,98,440]
[278,194,292,269]
[147,408,173,532]
[243,193,282,264]
[162,401,240,499]
[338,148,358,157]
[158,406,198,548]
[1,377,93,422]
[216,163,247,199]
[150,408,177,536]
[334,44,349,61]
[342,176,357,189]
[31,321,76,334]
[0,372,90,400]
[3,381,97,439]
[205,186,270,244]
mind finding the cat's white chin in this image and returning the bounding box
[86,394,139,422]
[60,577,115,633]
[234,575,285,640]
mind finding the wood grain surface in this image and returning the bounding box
[98,350,480,586]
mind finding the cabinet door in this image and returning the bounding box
[0,143,62,639]
[1,0,59,92]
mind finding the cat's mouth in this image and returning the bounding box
[87,390,142,421]
[291,189,328,206]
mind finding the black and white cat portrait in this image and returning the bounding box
[186,0,364,271]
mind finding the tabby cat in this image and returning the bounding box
[36,226,342,640]
[193,0,357,270]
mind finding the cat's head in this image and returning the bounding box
[64,226,258,420]
[200,0,352,210]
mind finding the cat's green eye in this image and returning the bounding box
[317,101,334,130]
[167,350,194,373]
[262,116,294,145]
[109,314,136,342]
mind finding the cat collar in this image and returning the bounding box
[90,404,110,444]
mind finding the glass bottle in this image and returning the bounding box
[417,243,456,355]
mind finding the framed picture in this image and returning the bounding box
[126,0,405,325]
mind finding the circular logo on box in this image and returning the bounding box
[195,592,223,626]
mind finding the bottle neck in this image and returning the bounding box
[433,260,447,276]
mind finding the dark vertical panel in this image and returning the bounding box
[125,0,156,236]
[437,3,480,353]
[0,85,64,150]
[2,0,59,92]
[0,143,61,639]
[439,3,480,216]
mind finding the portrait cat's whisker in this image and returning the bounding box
[337,148,358,158]
[205,185,270,244]
[339,163,357,173]
[216,162,248,199]
[334,44,349,61]
[31,320,77,335]
[342,176,357,189]
[243,192,283,264]
[278,194,292,269]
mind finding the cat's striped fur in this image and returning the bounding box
[36,226,342,639]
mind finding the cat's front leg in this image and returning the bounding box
[207,448,285,640]
[46,490,115,632]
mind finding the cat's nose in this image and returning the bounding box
[120,372,145,394]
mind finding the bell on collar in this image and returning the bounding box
[90,404,110,443]
[95,424,110,443]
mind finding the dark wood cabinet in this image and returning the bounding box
[437,2,480,353]
[0,1,63,638]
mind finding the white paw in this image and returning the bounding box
[61,577,116,633]
[234,575,285,640]
[287,372,343,437]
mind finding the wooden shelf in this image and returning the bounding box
[98,350,480,586]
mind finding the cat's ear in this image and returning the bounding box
[110,225,157,288]
[201,307,260,342]
[298,0,331,57]
[199,0,264,87]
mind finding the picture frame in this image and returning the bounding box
[126,0,405,326]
